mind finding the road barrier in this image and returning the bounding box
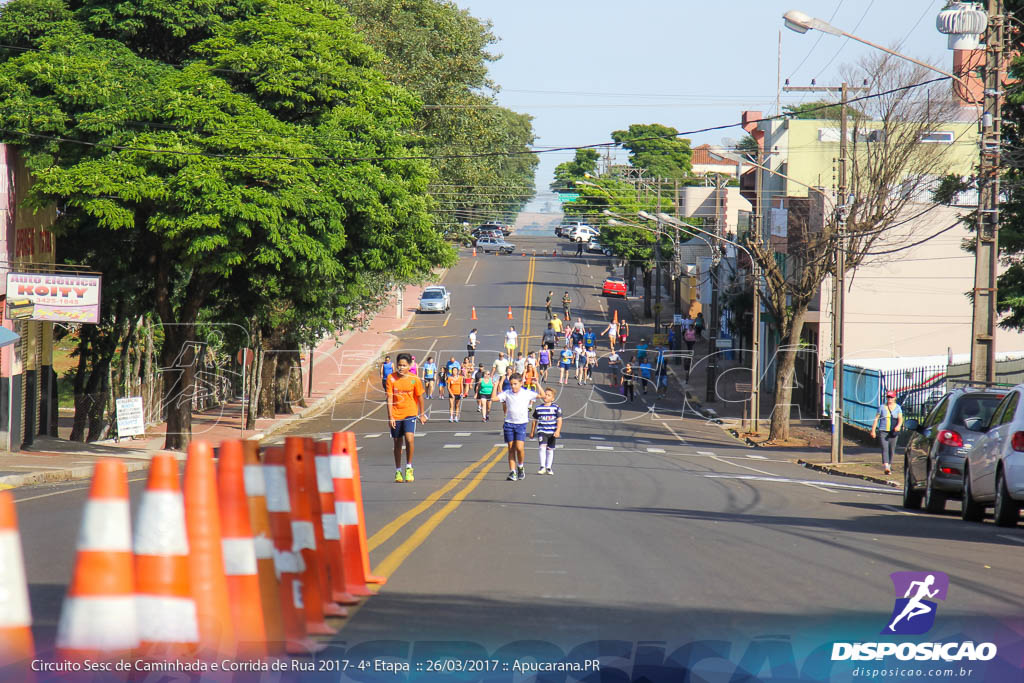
[5,432,380,666]
[56,459,138,662]
[0,491,33,670]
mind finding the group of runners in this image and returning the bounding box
[383,350,563,483]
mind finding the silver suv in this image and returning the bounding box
[476,237,515,254]
[902,386,1006,513]
[960,384,1024,526]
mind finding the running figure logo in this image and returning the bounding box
[883,571,949,635]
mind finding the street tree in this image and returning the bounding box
[551,149,601,192]
[341,0,538,229]
[745,55,964,441]
[0,0,450,448]
[611,124,693,181]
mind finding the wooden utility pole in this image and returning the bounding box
[970,0,1005,383]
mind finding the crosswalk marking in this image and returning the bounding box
[443,444,462,449]
[454,432,471,437]
[596,446,613,451]
[697,450,715,456]
[646,447,666,453]
[364,433,382,438]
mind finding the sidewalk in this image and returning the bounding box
[615,282,899,489]
[0,282,435,490]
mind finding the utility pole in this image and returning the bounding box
[783,81,865,463]
[655,181,663,332]
[970,0,1005,384]
[751,148,764,433]
[706,175,726,403]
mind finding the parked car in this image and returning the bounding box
[569,225,600,243]
[418,286,450,313]
[960,384,1024,526]
[902,386,1005,513]
[476,223,508,236]
[557,221,588,237]
[601,276,627,297]
[476,236,515,254]
[587,240,612,256]
[472,228,502,243]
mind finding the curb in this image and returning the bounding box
[0,460,150,490]
[796,459,899,488]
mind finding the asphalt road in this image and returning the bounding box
[12,234,1024,677]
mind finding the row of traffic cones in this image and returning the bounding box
[0,431,382,671]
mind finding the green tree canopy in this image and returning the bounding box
[0,0,452,446]
[551,149,601,192]
[611,123,692,180]
[783,99,867,120]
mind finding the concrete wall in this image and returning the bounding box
[818,202,1024,362]
[676,186,752,233]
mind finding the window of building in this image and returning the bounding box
[919,131,955,144]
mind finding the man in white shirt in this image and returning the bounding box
[467,328,478,359]
[496,374,539,481]
[492,352,510,378]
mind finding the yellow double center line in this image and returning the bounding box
[520,256,536,354]
[368,446,504,580]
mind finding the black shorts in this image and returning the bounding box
[537,433,557,448]
[477,392,492,400]
[539,363,549,370]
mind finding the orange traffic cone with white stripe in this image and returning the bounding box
[304,437,357,609]
[507,306,513,320]
[471,306,477,321]
[218,440,267,659]
[56,459,138,662]
[331,431,386,586]
[284,437,342,634]
[0,491,34,672]
[312,440,359,606]
[264,446,324,655]
[326,441,371,597]
[134,453,198,660]
[184,440,235,659]
[241,440,285,655]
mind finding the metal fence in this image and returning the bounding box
[823,362,947,430]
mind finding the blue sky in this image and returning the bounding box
[454,0,957,212]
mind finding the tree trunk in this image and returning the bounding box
[288,349,307,409]
[274,352,292,414]
[69,330,92,442]
[86,362,111,442]
[768,306,808,442]
[160,324,197,450]
[258,348,277,419]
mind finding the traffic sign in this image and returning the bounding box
[557,193,581,203]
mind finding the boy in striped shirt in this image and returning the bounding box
[530,388,563,475]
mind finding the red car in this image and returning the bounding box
[602,277,627,297]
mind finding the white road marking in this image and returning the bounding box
[535,570,568,574]
[747,455,767,460]
[364,433,382,438]
[646,447,666,453]
[997,534,1024,545]
[7,465,67,470]
[465,260,479,285]
[589,436,606,440]
[494,443,508,447]
[454,432,471,437]
[882,504,921,517]
[697,450,716,456]
[660,421,688,443]
[14,477,147,504]
[596,446,613,451]
[705,473,893,493]
[443,444,462,449]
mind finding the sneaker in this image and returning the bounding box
[538,466,546,475]
[546,468,554,475]
[394,470,405,483]
[517,466,525,480]
[884,466,891,475]
[405,466,414,483]
[506,471,518,481]
[455,416,460,422]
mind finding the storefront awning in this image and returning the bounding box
[0,327,20,348]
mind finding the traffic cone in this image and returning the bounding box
[134,453,198,661]
[326,440,372,597]
[184,440,235,659]
[56,459,138,662]
[471,306,477,321]
[241,440,286,655]
[218,440,267,659]
[263,446,324,655]
[521,251,525,257]
[303,437,356,607]
[284,437,341,635]
[312,440,359,606]
[331,432,386,586]
[472,247,477,257]
[0,491,34,671]
[507,306,513,320]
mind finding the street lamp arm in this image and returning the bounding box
[654,212,752,261]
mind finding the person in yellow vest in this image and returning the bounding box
[870,390,904,476]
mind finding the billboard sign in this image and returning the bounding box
[5,272,102,324]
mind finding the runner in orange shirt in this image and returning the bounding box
[386,353,426,483]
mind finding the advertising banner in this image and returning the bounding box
[5,272,101,323]
[114,397,145,438]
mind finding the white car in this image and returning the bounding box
[569,225,600,243]
[960,384,1024,526]
[418,286,450,313]
[476,236,515,254]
